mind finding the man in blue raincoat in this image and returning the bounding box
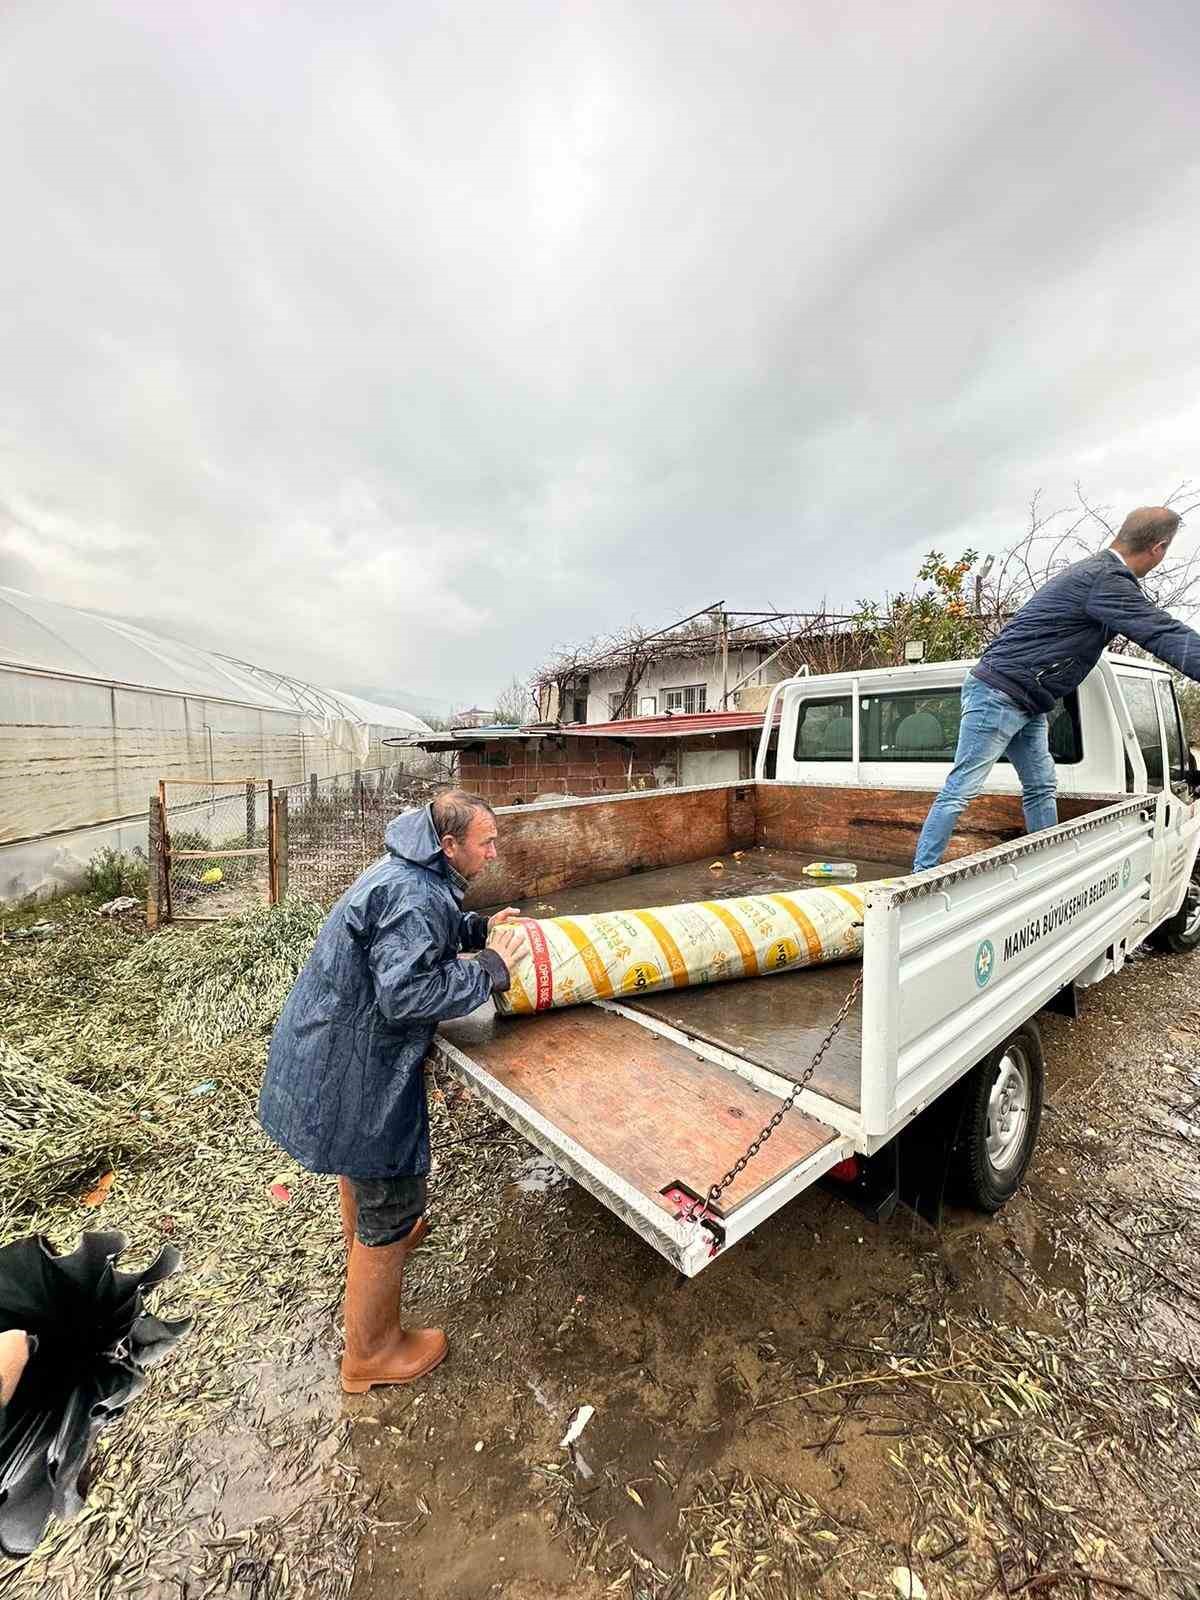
[259,789,525,1392]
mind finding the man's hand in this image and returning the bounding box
[0,1329,31,1408]
[487,923,527,975]
[488,907,522,931]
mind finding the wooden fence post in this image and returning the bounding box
[147,794,163,930]
[245,780,256,851]
[271,789,289,903]
[309,771,318,808]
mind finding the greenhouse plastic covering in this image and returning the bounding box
[494,882,867,1013]
[1,587,433,876]
[0,586,429,734]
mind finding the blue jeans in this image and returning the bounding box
[912,673,1058,871]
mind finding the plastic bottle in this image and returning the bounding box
[802,862,858,880]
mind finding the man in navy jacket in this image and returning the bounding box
[259,789,525,1391]
[914,506,1200,870]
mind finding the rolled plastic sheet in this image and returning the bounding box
[492,883,867,1015]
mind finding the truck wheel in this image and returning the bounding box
[1151,866,1200,955]
[950,1022,1044,1212]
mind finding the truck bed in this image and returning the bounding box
[510,844,908,1111]
[434,740,1161,1274]
[437,844,903,1254]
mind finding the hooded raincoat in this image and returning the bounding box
[258,806,509,1179]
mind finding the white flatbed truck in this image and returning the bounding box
[434,654,1200,1276]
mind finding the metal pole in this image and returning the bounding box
[147,793,162,931]
[720,610,730,708]
[157,782,174,925]
[725,634,800,700]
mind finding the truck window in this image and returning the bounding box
[1155,676,1186,785]
[793,697,852,760]
[1120,675,1165,788]
[856,688,1082,764]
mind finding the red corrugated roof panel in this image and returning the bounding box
[559,708,778,739]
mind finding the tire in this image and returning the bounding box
[1151,864,1200,955]
[949,1021,1044,1212]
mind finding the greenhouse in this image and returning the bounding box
[0,586,431,904]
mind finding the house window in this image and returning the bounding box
[664,684,707,714]
[638,695,657,716]
[567,675,589,723]
[608,692,627,718]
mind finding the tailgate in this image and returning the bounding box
[434,1001,850,1276]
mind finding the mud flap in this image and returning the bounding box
[895,1076,973,1229]
[818,1141,899,1223]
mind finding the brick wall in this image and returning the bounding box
[457,732,753,806]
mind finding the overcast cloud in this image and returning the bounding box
[2,0,1198,708]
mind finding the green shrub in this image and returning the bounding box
[85,847,149,902]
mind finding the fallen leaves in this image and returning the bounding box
[82,1170,115,1207]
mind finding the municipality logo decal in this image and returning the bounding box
[975,939,995,988]
[1122,858,1131,887]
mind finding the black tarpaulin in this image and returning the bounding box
[0,1232,192,1561]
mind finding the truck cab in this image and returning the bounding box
[760,651,1194,801]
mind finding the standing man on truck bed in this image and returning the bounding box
[259,790,525,1392]
[914,506,1200,871]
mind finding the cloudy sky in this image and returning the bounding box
[2,0,1198,709]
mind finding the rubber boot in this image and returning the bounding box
[339,1238,447,1394]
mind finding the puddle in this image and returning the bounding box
[184,1336,342,1531]
[1025,1223,1086,1298]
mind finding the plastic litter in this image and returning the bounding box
[559,1404,595,1449]
[96,897,140,918]
[802,862,859,879]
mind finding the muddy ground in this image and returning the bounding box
[350,944,1200,1600]
[5,916,1200,1600]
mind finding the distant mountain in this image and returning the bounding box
[342,684,454,721]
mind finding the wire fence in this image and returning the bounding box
[282,765,447,907]
[157,763,450,922]
[161,780,274,922]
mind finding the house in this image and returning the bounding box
[534,616,797,725]
[405,708,780,806]
[450,706,497,729]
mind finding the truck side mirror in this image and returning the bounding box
[1188,747,1200,796]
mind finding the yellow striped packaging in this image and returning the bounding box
[492,883,866,1015]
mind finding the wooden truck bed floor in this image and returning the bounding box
[437,1002,839,1220]
[440,844,907,1223]
[507,844,907,1112]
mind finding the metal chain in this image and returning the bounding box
[689,970,865,1221]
